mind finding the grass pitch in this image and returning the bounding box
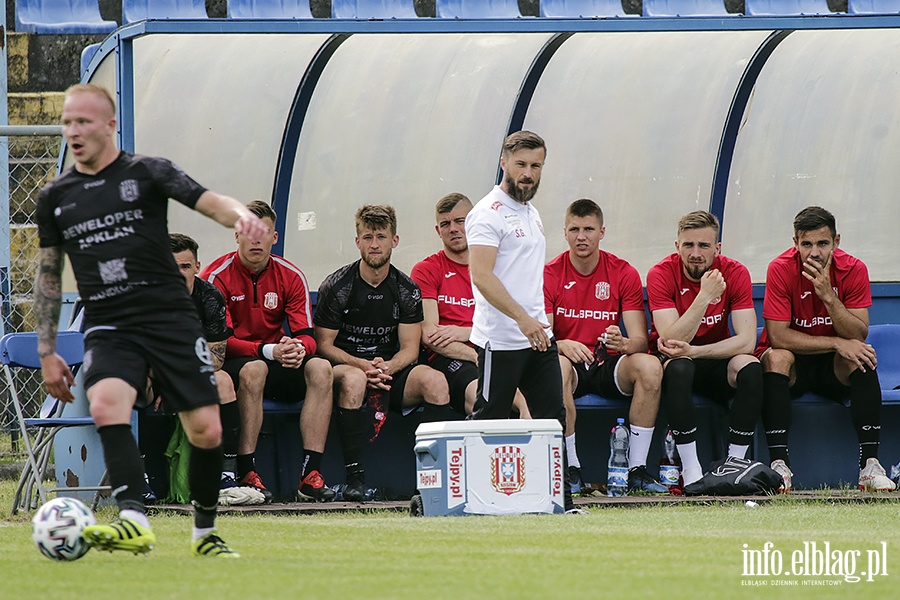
[2,479,898,599]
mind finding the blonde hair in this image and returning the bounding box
[64,84,116,117]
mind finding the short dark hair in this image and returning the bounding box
[435,193,472,218]
[356,204,397,236]
[169,232,199,260]
[247,199,277,224]
[565,199,603,227]
[502,130,546,158]
[793,206,836,239]
[677,210,720,237]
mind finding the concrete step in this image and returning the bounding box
[7,32,29,90]
[7,92,65,125]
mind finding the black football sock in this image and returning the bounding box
[301,450,323,479]
[219,401,240,475]
[661,358,698,445]
[849,368,882,468]
[236,453,256,479]
[189,443,222,530]
[337,408,366,477]
[98,424,147,514]
[762,372,792,465]
[728,362,763,448]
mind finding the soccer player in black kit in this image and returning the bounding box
[34,84,268,557]
[314,205,453,501]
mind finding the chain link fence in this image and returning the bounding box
[2,126,63,457]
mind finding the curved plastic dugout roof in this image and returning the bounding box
[725,28,900,283]
[285,33,556,285]
[523,30,772,281]
[131,33,331,263]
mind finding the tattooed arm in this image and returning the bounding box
[34,247,75,402]
[209,340,227,371]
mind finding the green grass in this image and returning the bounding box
[1,477,898,599]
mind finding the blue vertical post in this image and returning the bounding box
[1,8,11,336]
[116,34,135,152]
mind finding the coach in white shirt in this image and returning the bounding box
[466,132,571,504]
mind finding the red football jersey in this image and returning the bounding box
[543,250,645,350]
[757,248,872,352]
[410,251,475,328]
[202,252,316,358]
[647,253,754,348]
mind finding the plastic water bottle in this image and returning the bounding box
[659,429,682,491]
[607,418,629,497]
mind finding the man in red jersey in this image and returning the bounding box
[647,211,763,487]
[545,199,666,494]
[411,193,530,418]
[203,200,335,502]
[758,206,894,492]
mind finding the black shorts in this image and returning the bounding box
[222,355,330,403]
[429,355,477,414]
[573,354,629,399]
[791,353,851,402]
[382,363,417,414]
[474,342,565,423]
[83,320,219,413]
[659,356,736,402]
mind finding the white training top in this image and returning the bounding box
[465,185,552,351]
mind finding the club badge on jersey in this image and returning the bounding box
[119,179,139,202]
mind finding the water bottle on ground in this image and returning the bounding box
[607,418,629,497]
[659,429,682,492]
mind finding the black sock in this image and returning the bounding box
[563,442,573,512]
[302,450,323,478]
[849,368,882,468]
[97,424,146,514]
[337,408,366,476]
[662,359,698,445]
[236,453,256,479]
[219,401,240,475]
[422,402,455,423]
[189,444,222,530]
[728,362,763,447]
[762,372,792,465]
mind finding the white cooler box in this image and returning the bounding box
[414,419,564,516]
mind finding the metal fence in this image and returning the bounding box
[1,125,63,455]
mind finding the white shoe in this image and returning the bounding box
[770,460,793,493]
[859,458,896,492]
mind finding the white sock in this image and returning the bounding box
[628,425,654,470]
[120,509,150,529]
[193,526,215,542]
[678,441,703,485]
[565,434,580,468]
[728,444,749,459]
